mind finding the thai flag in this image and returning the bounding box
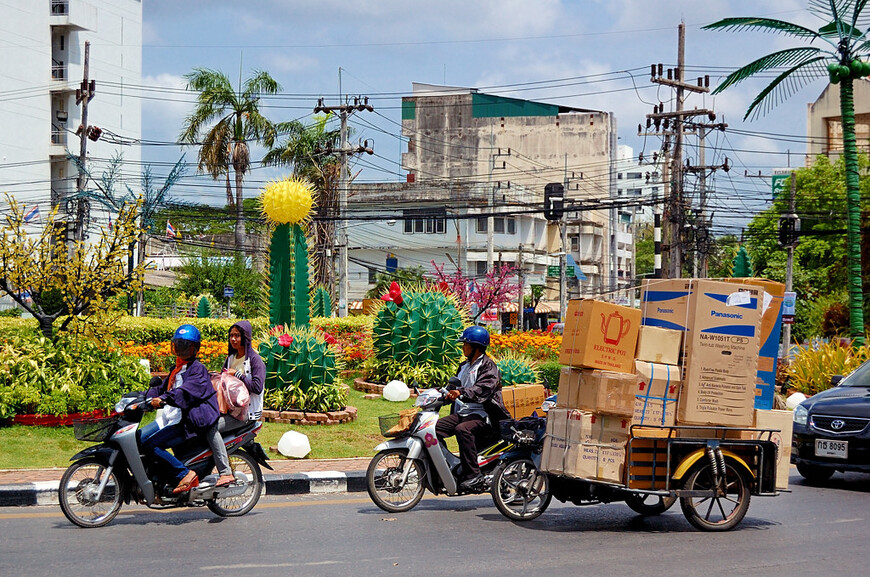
[166,220,177,238]
[23,205,40,223]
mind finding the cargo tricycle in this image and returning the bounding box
[495,424,781,532]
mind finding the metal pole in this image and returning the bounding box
[781,172,796,357]
[337,107,348,317]
[670,21,685,278]
[560,216,567,321]
[74,41,92,242]
[517,243,524,331]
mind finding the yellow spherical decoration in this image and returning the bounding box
[260,177,315,224]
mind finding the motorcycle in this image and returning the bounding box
[489,416,552,521]
[366,386,515,513]
[59,392,272,528]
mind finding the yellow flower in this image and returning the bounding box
[260,177,315,225]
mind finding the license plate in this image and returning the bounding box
[815,439,848,459]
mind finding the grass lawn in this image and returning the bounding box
[0,382,427,469]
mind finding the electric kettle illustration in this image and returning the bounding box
[600,310,631,345]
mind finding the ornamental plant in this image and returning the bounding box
[367,283,467,387]
[489,330,562,363]
[493,351,539,387]
[785,339,870,395]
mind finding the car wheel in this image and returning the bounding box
[796,462,835,484]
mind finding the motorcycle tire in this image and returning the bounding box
[491,458,551,521]
[366,449,425,513]
[207,451,263,517]
[59,457,124,528]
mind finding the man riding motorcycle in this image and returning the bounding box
[436,326,511,492]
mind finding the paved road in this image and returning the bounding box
[2,472,869,577]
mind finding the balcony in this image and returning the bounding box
[50,1,97,31]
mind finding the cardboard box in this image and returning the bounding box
[752,408,793,490]
[642,279,762,427]
[559,299,642,373]
[635,325,683,366]
[541,408,629,483]
[717,278,785,410]
[557,367,635,416]
[632,361,680,436]
[503,384,546,419]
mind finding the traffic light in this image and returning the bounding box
[544,183,564,221]
[778,214,800,247]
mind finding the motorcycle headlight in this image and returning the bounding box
[793,404,808,426]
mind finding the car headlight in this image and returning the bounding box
[793,404,808,426]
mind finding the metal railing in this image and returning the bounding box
[51,1,69,16]
[51,63,66,81]
[51,129,66,145]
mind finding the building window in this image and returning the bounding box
[627,172,642,179]
[403,208,445,235]
[571,236,579,252]
[368,268,378,284]
[476,261,487,276]
[476,217,487,233]
[480,217,516,235]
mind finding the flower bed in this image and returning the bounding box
[489,331,562,363]
[12,409,109,427]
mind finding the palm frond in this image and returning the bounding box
[809,0,850,22]
[852,0,870,30]
[712,47,826,94]
[243,70,282,98]
[743,57,829,120]
[703,17,821,40]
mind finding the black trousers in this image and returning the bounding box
[435,413,487,479]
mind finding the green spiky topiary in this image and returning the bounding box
[267,223,310,328]
[369,286,467,386]
[196,296,211,318]
[259,326,341,392]
[494,352,539,387]
[311,285,332,318]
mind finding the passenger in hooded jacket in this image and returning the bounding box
[205,320,266,486]
[141,324,219,495]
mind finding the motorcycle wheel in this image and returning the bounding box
[207,451,263,517]
[366,449,425,513]
[59,457,123,528]
[624,493,677,516]
[491,458,551,521]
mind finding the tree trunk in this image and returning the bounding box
[838,77,866,346]
[37,315,53,340]
[232,142,248,255]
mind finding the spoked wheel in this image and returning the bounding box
[491,458,551,521]
[624,492,677,516]
[207,451,263,517]
[366,449,425,513]
[58,457,123,528]
[679,460,751,532]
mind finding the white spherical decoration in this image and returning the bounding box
[139,358,151,373]
[277,430,311,458]
[383,380,410,402]
[785,392,807,410]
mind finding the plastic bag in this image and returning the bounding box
[212,371,250,420]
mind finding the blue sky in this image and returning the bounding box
[139,0,832,234]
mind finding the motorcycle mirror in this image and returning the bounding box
[447,376,461,389]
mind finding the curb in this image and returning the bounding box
[0,471,368,508]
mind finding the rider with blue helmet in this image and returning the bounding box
[436,326,510,492]
[141,324,219,496]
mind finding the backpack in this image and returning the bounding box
[212,371,250,421]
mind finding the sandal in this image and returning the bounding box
[216,474,235,487]
[172,470,199,494]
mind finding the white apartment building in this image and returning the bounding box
[0,0,142,235]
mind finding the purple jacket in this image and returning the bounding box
[222,320,265,396]
[146,359,219,438]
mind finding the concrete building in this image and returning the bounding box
[0,0,142,235]
[806,79,870,164]
[346,85,619,322]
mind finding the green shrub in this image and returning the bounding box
[785,340,870,395]
[263,381,348,413]
[362,358,456,388]
[0,334,149,418]
[537,360,563,392]
[494,352,538,386]
[111,316,270,343]
[0,308,22,318]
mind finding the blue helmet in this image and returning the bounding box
[172,324,201,345]
[459,326,490,349]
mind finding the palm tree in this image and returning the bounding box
[180,67,281,253]
[705,0,867,346]
[264,115,342,291]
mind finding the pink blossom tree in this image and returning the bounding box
[431,261,520,323]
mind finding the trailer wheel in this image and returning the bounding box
[679,459,751,531]
[624,493,676,516]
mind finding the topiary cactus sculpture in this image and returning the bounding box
[368,284,467,386]
[494,352,539,387]
[196,296,211,318]
[261,177,314,329]
[310,285,332,318]
[260,326,341,391]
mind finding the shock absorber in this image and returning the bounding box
[706,446,719,477]
[715,447,726,478]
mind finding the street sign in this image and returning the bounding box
[223,286,234,298]
[772,169,792,199]
[782,291,796,325]
[546,265,575,278]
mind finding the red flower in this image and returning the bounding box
[322,331,338,345]
[380,281,403,306]
[277,333,294,347]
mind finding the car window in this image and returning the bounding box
[839,359,870,387]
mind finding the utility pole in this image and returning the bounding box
[646,22,710,278]
[517,243,524,331]
[780,173,799,357]
[74,41,95,242]
[486,144,509,273]
[313,96,374,317]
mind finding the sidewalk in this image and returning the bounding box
[0,457,372,507]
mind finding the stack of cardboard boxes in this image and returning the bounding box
[542,278,792,488]
[501,384,547,419]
